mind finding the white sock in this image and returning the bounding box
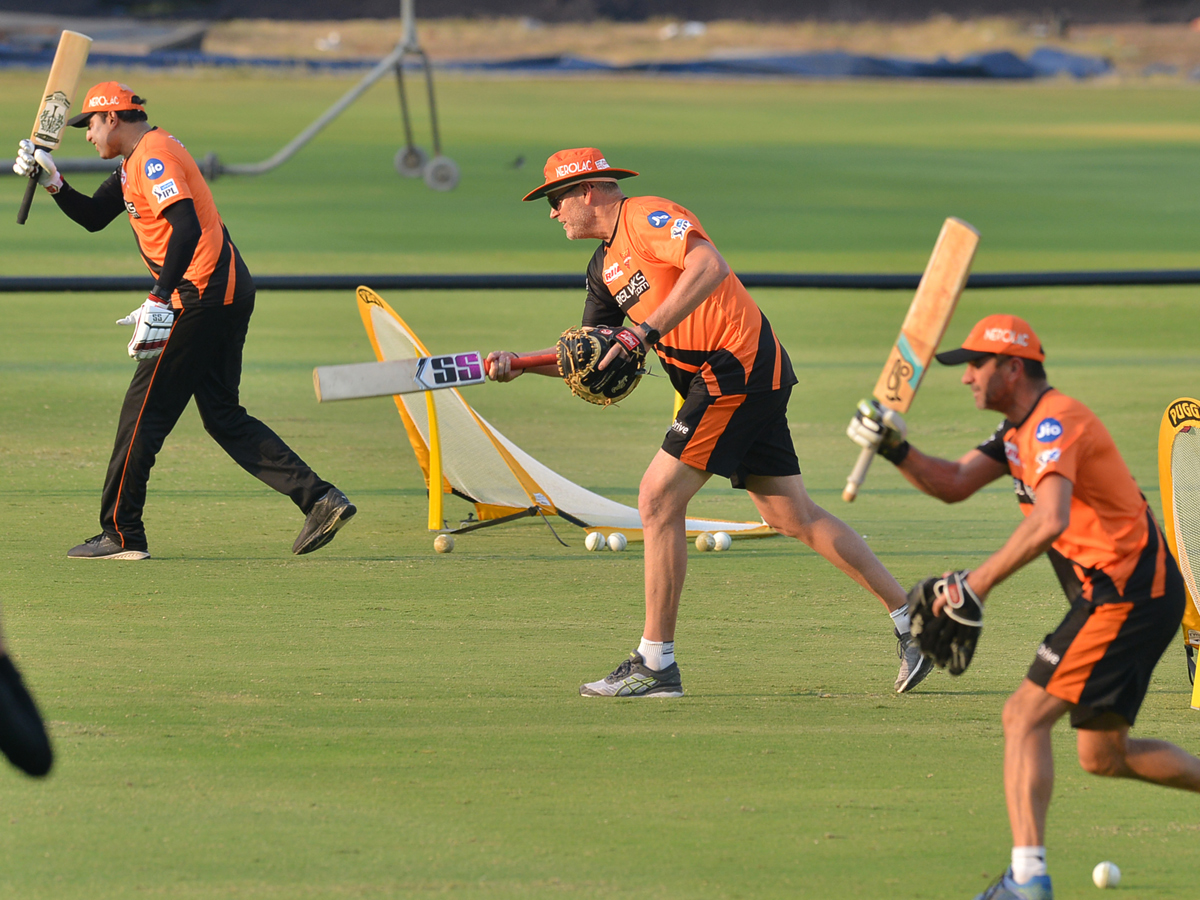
[638,638,674,671]
[890,604,911,635]
[1011,846,1047,883]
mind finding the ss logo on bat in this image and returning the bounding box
[417,352,486,389]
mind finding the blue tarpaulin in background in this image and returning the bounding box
[0,45,1112,80]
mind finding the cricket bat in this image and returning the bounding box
[842,217,980,502]
[314,351,558,402]
[17,30,92,225]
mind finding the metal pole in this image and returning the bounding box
[401,0,418,51]
[221,43,405,176]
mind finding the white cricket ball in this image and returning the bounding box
[1092,861,1120,889]
[695,532,715,552]
[607,532,627,552]
[433,534,454,554]
[712,531,732,551]
[585,531,607,551]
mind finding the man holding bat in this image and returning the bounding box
[487,147,931,696]
[849,315,1200,900]
[13,83,354,559]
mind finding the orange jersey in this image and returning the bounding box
[120,128,251,308]
[979,388,1170,604]
[583,196,795,397]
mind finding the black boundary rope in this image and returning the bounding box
[4,270,1200,293]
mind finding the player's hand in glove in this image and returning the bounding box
[908,569,983,676]
[118,296,175,360]
[13,139,62,194]
[557,325,648,406]
[847,398,909,463]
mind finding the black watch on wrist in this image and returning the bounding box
[641,325,660,345]
[149,285,171,302]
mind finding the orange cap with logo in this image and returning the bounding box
[67,82,145,127]
[935,314,1045,364]
[521,147,638,201]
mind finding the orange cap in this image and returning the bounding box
[936,314,1045,364]
[68,82,144,127]
[521,147,638,201]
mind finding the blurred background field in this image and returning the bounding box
[0,49,1199,900]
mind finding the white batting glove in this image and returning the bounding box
[118,297,175,360]
[13,139,63,193]
[847,398,908,459]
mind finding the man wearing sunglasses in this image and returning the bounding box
[486,148,928,698]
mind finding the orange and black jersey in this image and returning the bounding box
[583,196,795,398]
[53,127,252,308]
[978,388,1173,606]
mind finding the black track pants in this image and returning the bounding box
[99,295,332,550]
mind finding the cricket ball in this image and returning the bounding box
[433,534,454,554]
[695,532,715,552]
[1092,862,1120,889]
[712,531,732,551]
[585,531,606,551]
[607,532,627,552]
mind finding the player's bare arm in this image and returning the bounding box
[922,473,1073,619]
[897,446,1008,503]
[599,235,729,370]
[960,473,1072,601]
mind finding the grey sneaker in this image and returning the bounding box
[67,534,149,560]
[895,628,932,693]
[974,869,1053,900]
[293,488,356,555]
[580,652,684,698]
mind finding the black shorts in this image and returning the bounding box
[1027,558,1186,727]
[661,384,801,489]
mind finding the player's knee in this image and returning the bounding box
[638,483,678,524]
[1001,692,1036,736]
[1078,742,1126,777]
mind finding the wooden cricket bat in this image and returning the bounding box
[842,217,980,502]
[17,30,92,225]
[314,351,558,402]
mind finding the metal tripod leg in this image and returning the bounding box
[393,59,428,178]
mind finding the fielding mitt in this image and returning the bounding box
[908,569,984,676]
[556,325,648,407]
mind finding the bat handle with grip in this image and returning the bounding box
[842,445,876,503]
[510,352,558,370]
[16,168,39,225]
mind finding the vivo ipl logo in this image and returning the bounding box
[648,211,671,228]
[144,158,166,180]
[1035,418,1063,442]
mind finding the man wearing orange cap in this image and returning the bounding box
[848,314,1200,900]
[487,148,929,697]
[12,83,355,559]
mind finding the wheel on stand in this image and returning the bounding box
[395,145,428,177]
[423,155,460,192]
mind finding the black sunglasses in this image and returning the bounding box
[548,183,586,211]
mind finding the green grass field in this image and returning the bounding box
[1,70,1199,899]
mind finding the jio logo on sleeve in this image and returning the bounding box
[1035,418,1063,442]
[144,158,166,180]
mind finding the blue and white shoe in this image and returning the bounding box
[974,868,1053,900]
